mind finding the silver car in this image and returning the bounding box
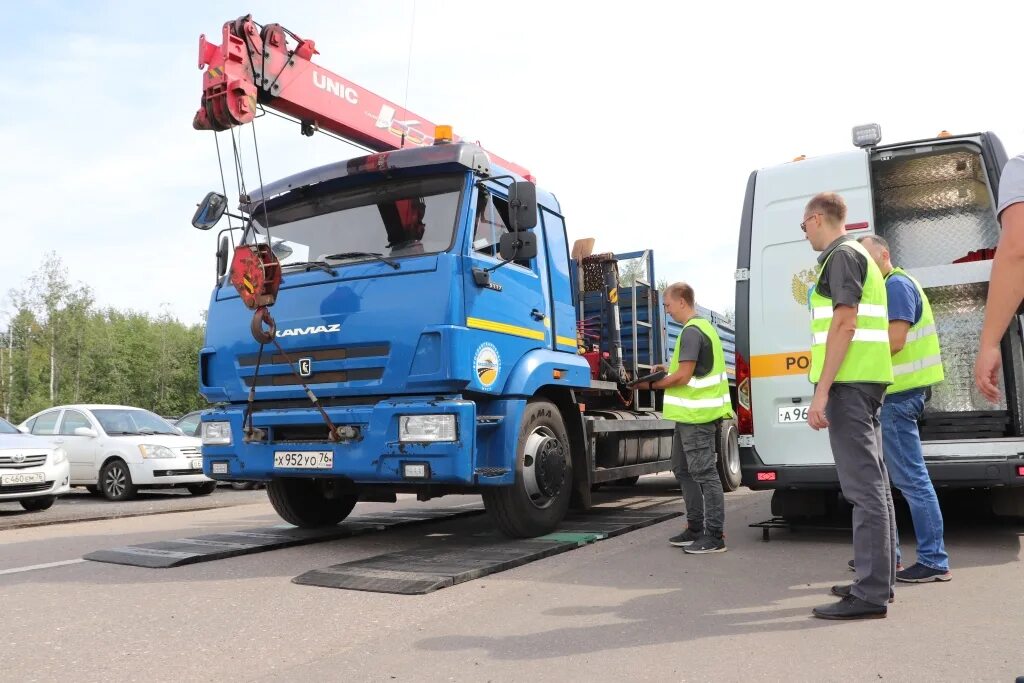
[0,416,70,511]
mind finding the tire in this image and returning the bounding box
[266,478,358,528]
[483,400,573,538]
[20,495,57,512]
[716,419,742,492]
[85,485,102,496]
[100,459,138,501]
[187,481,217,496]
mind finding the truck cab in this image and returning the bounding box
[198,142,594,536]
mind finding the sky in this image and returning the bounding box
[3,0,1023,325]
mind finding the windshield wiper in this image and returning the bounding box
[323,252,400,270]
[281,260,338,276]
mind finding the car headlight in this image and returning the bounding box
[138,444,176,459]
[399,415,457,443]
[202,421,232,446]
[52,447,67,465]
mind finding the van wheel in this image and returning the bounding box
[20,496,57,512]
[483,400,572,538]
[716,419,742,492]
[990,488,1024,517]
[266,478,358,528]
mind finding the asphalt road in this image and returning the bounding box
[1,477,1021,682]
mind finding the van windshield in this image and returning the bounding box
[247,174,464,268]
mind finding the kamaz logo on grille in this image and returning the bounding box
[276,324,341,338]
[298,358,313,377]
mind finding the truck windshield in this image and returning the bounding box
[248,174,463,268]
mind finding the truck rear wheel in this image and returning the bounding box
[266,478,358,528]
[483,400,573,538]
[716,419,742,492]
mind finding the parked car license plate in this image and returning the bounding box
[778,406,809,423]
[2,472,45,486]
[191,459,203,470]
[274,451,333,469]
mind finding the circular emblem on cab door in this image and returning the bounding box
[474,343,501,388]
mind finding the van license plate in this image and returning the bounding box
[2,472,45,486]
[274,451,333,469]
[778,406,808,423]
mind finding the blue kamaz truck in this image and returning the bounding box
[190,15,737,536]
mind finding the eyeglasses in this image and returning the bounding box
[800,213,821,233]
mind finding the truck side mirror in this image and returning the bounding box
[216,235,230,278]
[508,181,537,231]
[499,231,537,262]
[193,192,228,230]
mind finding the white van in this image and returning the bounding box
[733,127,1024,517]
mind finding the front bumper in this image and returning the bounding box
[201,398,480,484]
[0,460,71,501]
[129,458,211,485]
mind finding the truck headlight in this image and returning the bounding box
[52,447,67,465]
[399,415,456,443]
[202,421,232,446]
[139,444,176,459]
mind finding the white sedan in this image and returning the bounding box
[19,405,215,501]
[0,416,70,511]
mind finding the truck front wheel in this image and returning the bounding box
[267,478,358,528]
[483,400,573,538]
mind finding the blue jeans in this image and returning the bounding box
[881,392,949,571]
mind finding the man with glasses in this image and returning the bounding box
[635,283,733,554]
[802,192,898,620]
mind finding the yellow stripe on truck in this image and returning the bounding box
[467,317,545,341]
[750,351,811,377]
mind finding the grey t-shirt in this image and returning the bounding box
[677,319,714,378]
[998,154,1024,220]
[814,235,887,401]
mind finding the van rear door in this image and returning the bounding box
[746,150,872,468]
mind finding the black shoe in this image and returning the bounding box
[668,528,702,547]
[848,559,904,572]
[812,595,887,620]
[896,562,952,583]
[683,534,726,554]
[830,584,895,603]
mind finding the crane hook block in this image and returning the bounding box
[230,244,282,310]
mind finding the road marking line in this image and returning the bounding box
[0,559,86,576]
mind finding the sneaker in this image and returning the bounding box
[812,595,887,620]
[848,559,904,572]
[683,534,726,554]
[896,563,952,583]
[668,528,702,547]
[830,584,895,603]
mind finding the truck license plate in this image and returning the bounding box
[778,406,809,423]
[2,472,45,486]
[273,451,333,469]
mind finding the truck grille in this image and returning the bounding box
[0,453,48,469]
[238,344,389,387]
